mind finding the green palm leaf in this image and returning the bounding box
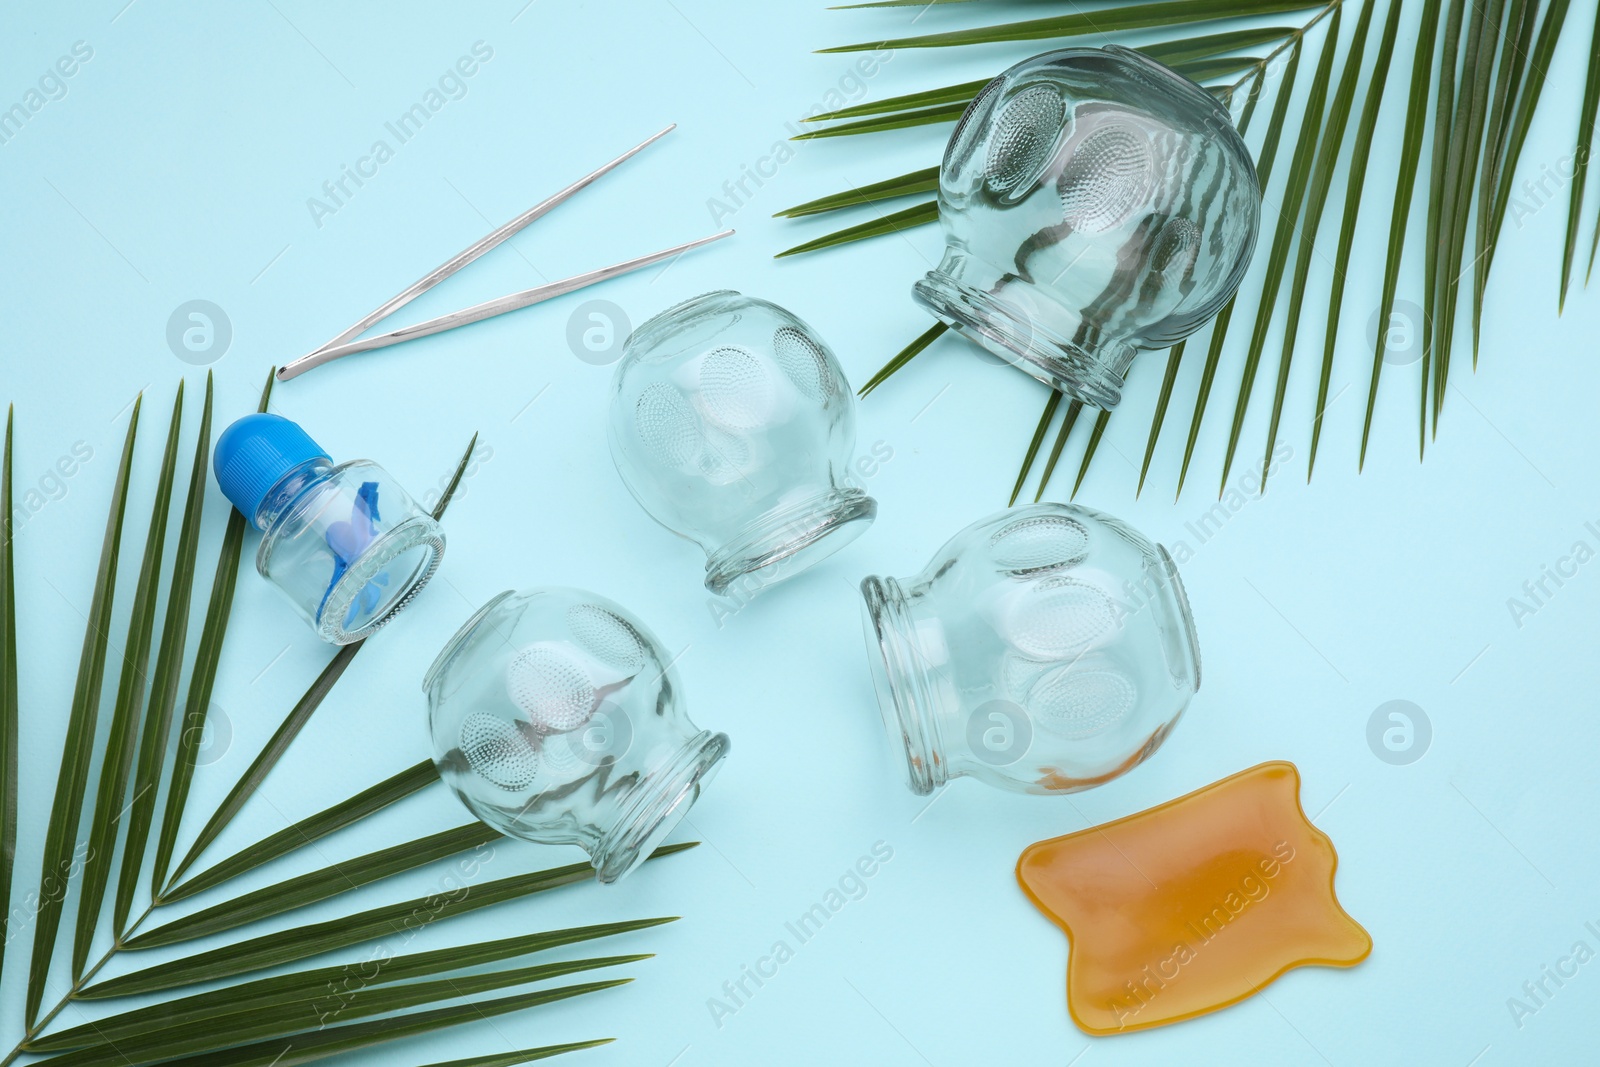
[1418,0,1464,444]
[1070,409,1114,498]
[165,433,478,891]
[776,200,939,258]
[3,383,676,1066]
[1482,0,1571,292]
[1310,0,1401,477]
[114,374,213,935]
[1179,35,1303,498]
[805,80,992,123]
[1219,10,1340,494]
[415,1042,615,1067]
[1034,398,1086,501]
[44,958,646,1067]
[33,918,673,1051]
[1140,25,1301,64]
[1429,0,1505,430]
[151,370,274,896]
[776,168,939,218]
[819,0,1324,53]
[1561,3,1600,305]
[164,758,439,903]
[72,385,185,979]
[799,0,1586,497]
[74,981,633,1067]
[797,49,1277,140]
[1177,300,1240,499]
[832,0,1018,8]
[131,823,501,949]
[785,28,1296,219]
[1262,0,1375,489]
[1011,390,1063,506]
[1471,0,1537,352]
[858,321,950,396]
[23,394,142,1027]
[1233,62,1270,134]
[1362,0,1443,467]
[793,101,969,140]
[82,841,696,999]
[164,642,362,890]
[1138,344,1186,496]
[0,408,16,990]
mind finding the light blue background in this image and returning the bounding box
[2,2,1598,1064]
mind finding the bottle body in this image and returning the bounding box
[425,588,729,884]
[859,503,1200,795]
[914,46,1260,408]
[608,290,877,595]
[255,458,444,644]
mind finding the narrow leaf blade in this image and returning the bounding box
[1472,0,1537,349]
[0,407,17,990]
[1138,344,1185,497]
[150,370,274,896]
[1070,410,1114,499]
[1311,0,1402,478]
[793,101,968,139]
[1361,0,1445,468]
[858,321,948,397]
[818,0,1325,53]
[34,917,672,1051]
[1219,15,1339,493]
[775,200,938,258]
[805,80,990,123]
[1430,0,1505,430]
[1010,391,1062,506]
[24,395,143,1026]
[100,982,632,1067]
[82,842,696,998]
[73,384,184,978]
[114,373,213,933]
[776,168,939,219]
[163,434,479,890]
[164,758,438,903]
[1032,399,1084,502]
[46,959,644,1066]
[1560,3,1600,306]
[1263,0,1372,490]
[132,824,500,949]
[415,1042,615,1067]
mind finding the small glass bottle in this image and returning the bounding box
[608,291,877,595]
[213,414,445,644]
[915,46,1260,408]
[859,503,1200,795]
[425,588,729,884]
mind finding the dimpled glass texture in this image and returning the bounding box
[914,45,1261,409]
[609,291,877,595]
[858,503,1201,796]
[425,588,729,884]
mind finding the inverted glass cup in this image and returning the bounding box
[426,588,729,883]
[608,291,877,595]
[859,503,1201,795]
[915,46,1260,408]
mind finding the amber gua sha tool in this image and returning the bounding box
[1016,760,1371,1035]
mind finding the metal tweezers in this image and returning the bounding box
[277,124,730,382]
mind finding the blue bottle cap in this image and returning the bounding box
[214,414,331,529]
